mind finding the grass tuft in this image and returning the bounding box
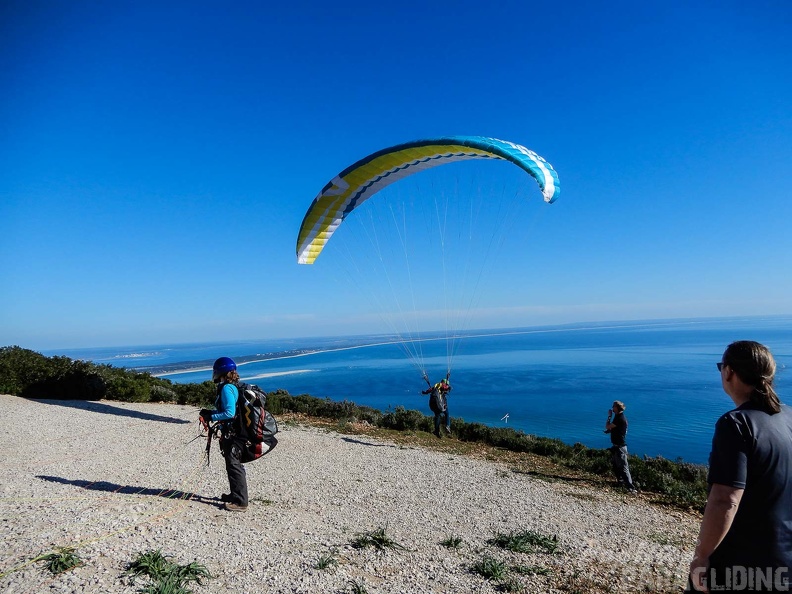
[124,550,211,594]
[440,535,463,549]
[137,571,193,594]
[347,578,368,593]
[314,553,338,570]
[350,527,407,551]
[125,550,172,580]
[36,547,83,574]
[488,530,559,554]
[471,555,509,580]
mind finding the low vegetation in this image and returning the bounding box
[350,527,407,551]
[440,535,463,549]
[124,549,212,593]
[347,579,369,594]
[0,345,709,510]
[471,555,509,580]
[487,530,560,554]
[469,531,559,591]
[0,346,212,405]
[35,547,83,574]
[314,553,338,570]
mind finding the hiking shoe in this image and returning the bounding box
[219,493,232,503]
[433,430,441,438]
[224,502,248,512]
[444,426,451,435]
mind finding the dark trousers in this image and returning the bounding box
[222,438,248,506]
[434,409,450,434]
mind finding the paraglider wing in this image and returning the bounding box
[295,136,560,264]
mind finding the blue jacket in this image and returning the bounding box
[211,383,239,424]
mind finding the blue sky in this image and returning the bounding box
[1,1,790,350]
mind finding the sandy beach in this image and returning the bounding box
[0,394,699,593]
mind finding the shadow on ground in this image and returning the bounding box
[341,437,396,448]
[511,467,603,485]
[36,475,221,506]
[27,398,191,424]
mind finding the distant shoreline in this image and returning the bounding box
[152,319,731,379]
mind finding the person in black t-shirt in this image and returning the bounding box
[604,400,636,492]
[688,341,792,593]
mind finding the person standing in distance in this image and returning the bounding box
[604,400,636,492]
[687,341,792,593]
[422,375,452,438]
[199,357,248,512]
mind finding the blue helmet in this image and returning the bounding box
[212,357,237,382]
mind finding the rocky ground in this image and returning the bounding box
[0,395,698,593]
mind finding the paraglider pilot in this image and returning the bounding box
[199,357,249,512]
[423,374,452,438]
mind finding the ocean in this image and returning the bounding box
[45,316,792,465]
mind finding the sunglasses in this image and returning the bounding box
[717,362,726,371]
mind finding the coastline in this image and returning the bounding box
[0,394,698,593]
[155,368,316,381]
[150,320,726,378]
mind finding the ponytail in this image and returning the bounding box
[723,341,781,414]
[754,375,781,414]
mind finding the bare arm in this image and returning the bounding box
[689,483,744,592]
[604,410,613,432]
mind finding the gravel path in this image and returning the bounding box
[0,395,698,593]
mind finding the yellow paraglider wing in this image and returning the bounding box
[296,136,560,264]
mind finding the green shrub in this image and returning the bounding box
[0,347,107,399]
[264,391,382,425]
[35,547,82,574]
[380,406,432,432]
[172,381,215,406]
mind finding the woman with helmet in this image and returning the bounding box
[199,357,248,512]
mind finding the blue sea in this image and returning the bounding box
[45,316,792,465]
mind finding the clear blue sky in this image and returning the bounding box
[1,1,790,350]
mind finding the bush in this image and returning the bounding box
[264,391,382,425]
[0,347,71,396]
[380,406,432,432]
[0,346,189,404]
[173,381,215,407]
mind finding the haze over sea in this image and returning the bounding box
[46,316,792,465]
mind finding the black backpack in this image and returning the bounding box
[428,386,446,414]
[233,382,279,462]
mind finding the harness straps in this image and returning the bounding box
[199,417,219,467]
